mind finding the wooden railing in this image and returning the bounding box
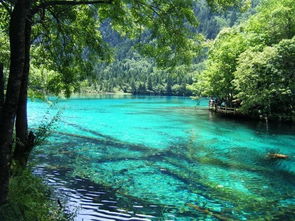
[209,103,237,114]
[217,106,236,114]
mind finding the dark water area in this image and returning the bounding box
[29,95,295,220]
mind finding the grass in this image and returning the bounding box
[0,169,72,221]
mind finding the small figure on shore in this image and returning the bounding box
[209,97,214,106]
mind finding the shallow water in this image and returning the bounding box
[29,95,295,220]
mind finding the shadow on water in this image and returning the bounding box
[162,103,295,137]
[206,109,295,136]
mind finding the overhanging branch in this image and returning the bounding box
[32,0,112,15]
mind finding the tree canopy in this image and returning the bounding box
[192,0,295,120]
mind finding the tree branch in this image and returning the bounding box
[32,0,112,15]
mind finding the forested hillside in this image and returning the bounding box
[81,0,260,96]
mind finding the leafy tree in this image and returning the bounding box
[245,0,295,45]
[233,37,295,119]
[192,28,250,102]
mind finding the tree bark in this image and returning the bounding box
[14,14,33,169]
[0,0,29,205]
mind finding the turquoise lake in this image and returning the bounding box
[29,95,295,220]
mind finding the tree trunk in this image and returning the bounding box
[14,15,33,169]
[0,0,29,205]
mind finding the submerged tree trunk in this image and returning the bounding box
[0,0,29,205]
[14,15,33,168]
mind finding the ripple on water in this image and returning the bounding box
[34,166,160,221]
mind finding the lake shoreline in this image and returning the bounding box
[210,108,295,124]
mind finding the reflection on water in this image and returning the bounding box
[29,96,295,220]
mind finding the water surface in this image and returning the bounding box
[29,95,295,220]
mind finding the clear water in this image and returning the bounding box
[29,95,295,220]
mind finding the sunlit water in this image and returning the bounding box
[29,95,295,220]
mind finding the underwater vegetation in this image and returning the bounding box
[29,97,295,220]
[32,126,295,220]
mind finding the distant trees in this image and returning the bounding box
[192,0,295,120]
[92,55,195,96]
[90,1,252,96]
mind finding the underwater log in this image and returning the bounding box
[187,203,234,221]
[266,153,289,160]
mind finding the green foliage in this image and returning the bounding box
[0,170,71,221]
[30,5,113,97]
[27,0,211,97]
[206,0,247,9]
[193,0,295,120]
[28,64,60,99]
[192,28,250,101]
[245,0,295,45]
[0,0,249,98]
[90,1,253,96]
[33,111,61,146]
[234,37,295,118]
[0,27,9,76]
[12,0,245,97]
[93,53,195,96]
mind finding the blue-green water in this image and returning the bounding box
[29,95,295,220]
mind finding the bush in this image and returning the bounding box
[0,170,71,221]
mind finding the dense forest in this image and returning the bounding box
[77,0,260,96]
